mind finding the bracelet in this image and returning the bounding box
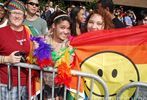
[0,56,5,64]
[0,56,2,63]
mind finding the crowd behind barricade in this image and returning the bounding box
[0,0,147,100]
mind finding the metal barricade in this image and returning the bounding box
[116,82,147,100]
[2,63,109,100]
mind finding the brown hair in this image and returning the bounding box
[97,8,114,29]
[84,9,114,32]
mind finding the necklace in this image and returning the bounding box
[12,26,26,46]
[51,38,66,52]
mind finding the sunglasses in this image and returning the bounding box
[27,2,39,7]
[143,18,147,21]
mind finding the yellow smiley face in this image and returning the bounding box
[81,51,139,99]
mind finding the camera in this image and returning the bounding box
[14,52,27,62]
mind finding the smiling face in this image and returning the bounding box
[9,9,24,27]
[87,14,104,32]
[53,20,71,42]
[26,0,39,15]
[81,51,139,99]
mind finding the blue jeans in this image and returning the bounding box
[0,84,28,100]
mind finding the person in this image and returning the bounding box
[47,10,66,33]
[0,3,8,28]
[42,4,51,22]
[142,10,147,25]
[85,9,114,32]
[97,0,126,28]
[70,6,85,36]
[48,1,54,14]
[0,0,33,99]
[24,0,48,36]
[123,11,133,28]
[137,9,147,25]
[43,11,72,100]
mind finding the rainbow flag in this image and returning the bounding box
[70,25,147,99]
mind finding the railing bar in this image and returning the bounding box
[29,68,32,100]
[76,76,81,99]
[7,64,11,100]
[40,70,43,100]
[52,71,55,100]
[71,70,109,100]
[18,66,21,100]
[89,79,94,100]
[7,64,11,90]
[116,82,147,100]
[133,87,139,99]
[13,63,109,100]
[63,86,67,100]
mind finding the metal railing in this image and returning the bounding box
[116,82,147,100]
[2,63,109,100]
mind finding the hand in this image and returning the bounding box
[33,41,39,49]
[5,51,22,63]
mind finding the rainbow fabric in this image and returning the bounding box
[70,25,147,99]
[7,0,25,12]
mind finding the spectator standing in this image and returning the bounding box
[123,11,133,28]
[48,1,54,14]
[97,0,125,28]
[24,0,48,36]
[128,10,137,26]
[85,9,114,32]
[113,8,126,28]
[137,9,147,25]
[44,11,72,99]
[41,4,51,22]
[70,6,85,36]
[0,3,8,28]
[0,0,32,99]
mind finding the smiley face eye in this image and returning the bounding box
[112,69,117,78]
[97,69,103,77]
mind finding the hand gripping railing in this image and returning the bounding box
[6,63,109,100]
[116,82,147,100]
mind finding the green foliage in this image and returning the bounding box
[39,0,47,10]
[0,0,5,3]
[85,0,98,10]
[54,0,66,11]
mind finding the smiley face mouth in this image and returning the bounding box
[85,82,116,97]
[130,80,134,82]
[85,80,135,97]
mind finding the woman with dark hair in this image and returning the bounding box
[47,10,66,32]
[44,11,72,100]
[84,9,114,32]
[70,6,85,36]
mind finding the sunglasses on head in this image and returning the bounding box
[27,2,39,7]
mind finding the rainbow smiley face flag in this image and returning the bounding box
[70,25,147,99]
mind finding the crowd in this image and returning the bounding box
[0,0,147,99]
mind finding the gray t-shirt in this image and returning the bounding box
[24,17,48,36]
